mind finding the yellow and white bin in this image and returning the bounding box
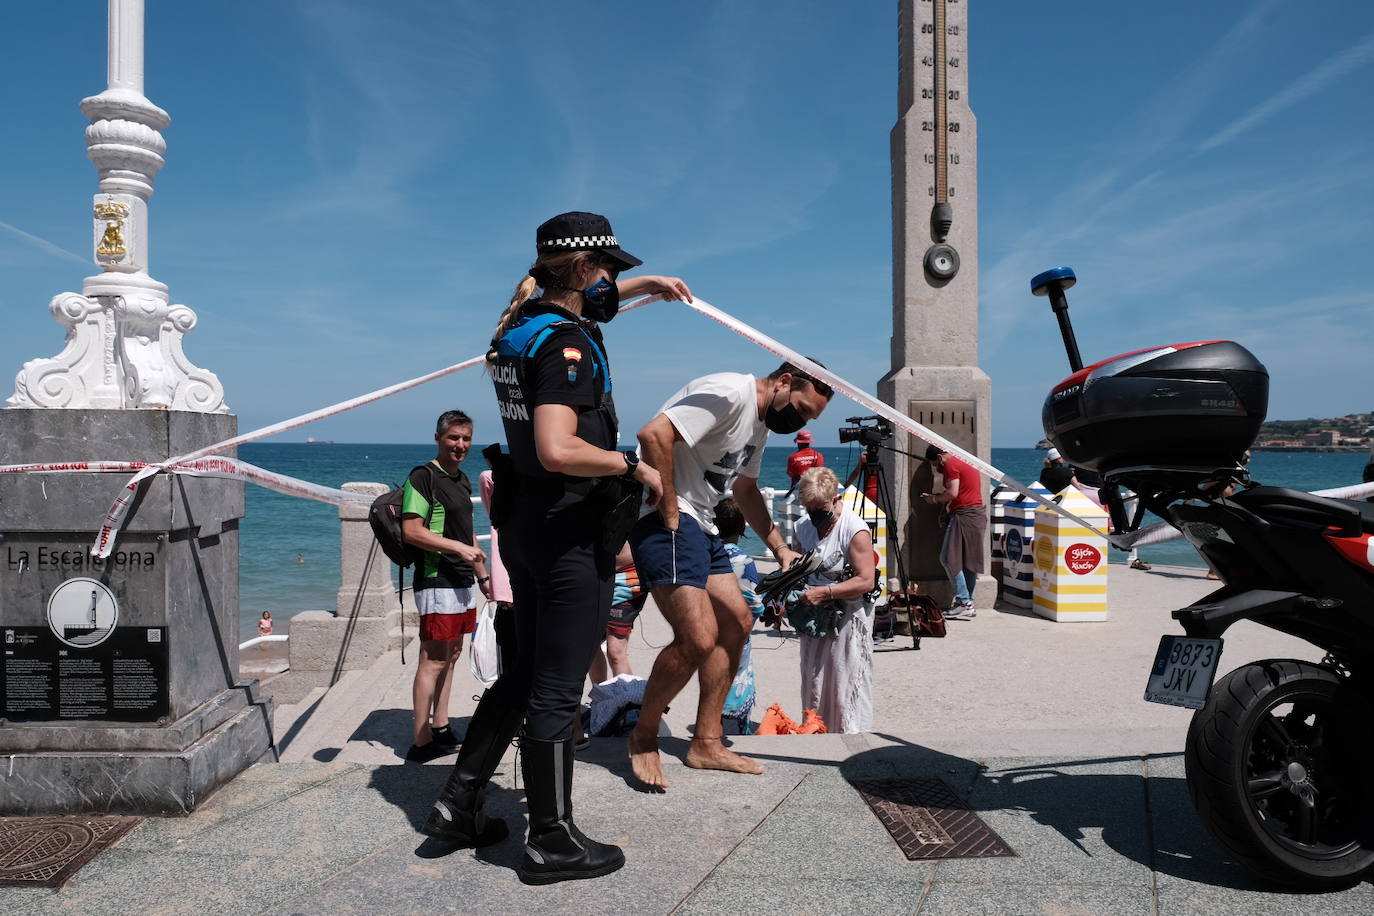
[1031,486,1109,622]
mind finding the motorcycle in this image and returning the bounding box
[1032,267,1374,889]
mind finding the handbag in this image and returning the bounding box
[908,594,947,638]
[784,590,844,638]
[468,601,501,686]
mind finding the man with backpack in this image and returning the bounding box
[401,409,492,762]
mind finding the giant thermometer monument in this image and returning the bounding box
[879,0,994,602]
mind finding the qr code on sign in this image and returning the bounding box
[147,629,161,642]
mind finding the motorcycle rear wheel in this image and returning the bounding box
[1185,659,1374,888]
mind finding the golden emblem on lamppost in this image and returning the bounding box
[94,200,129,258]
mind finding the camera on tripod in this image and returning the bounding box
[837,416,893,448]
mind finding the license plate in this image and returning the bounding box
[1144,635,1223,709]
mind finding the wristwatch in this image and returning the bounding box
[621,450,640,479]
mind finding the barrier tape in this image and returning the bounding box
[3,457,370,508]
[672,297,1125,545]
[87,296,668,556]
[78,291,1366,557]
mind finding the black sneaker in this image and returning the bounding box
[405,740,455,763]
[430,724,460,753]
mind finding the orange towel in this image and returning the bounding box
[797,708,828,735]
[756,702,799,735]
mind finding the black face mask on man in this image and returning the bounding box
[764,389,806,435]
[580,277,620,323]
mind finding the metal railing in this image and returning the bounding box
[238,634,289,650]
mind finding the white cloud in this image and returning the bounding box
[1201,31,1374,151]
[0,220,88,267]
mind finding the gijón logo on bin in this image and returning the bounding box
[1065,543,1101,575]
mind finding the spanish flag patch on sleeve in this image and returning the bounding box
[562,347,582,362]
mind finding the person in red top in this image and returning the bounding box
[785,430,825,493]
[842,451,881,504]
[920,444,986,620]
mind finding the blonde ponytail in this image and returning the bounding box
[487,274,538,363]
[485,250,585,363]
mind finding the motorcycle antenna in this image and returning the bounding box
[1031,267,1084,372]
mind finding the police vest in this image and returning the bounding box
[491,306,617,480]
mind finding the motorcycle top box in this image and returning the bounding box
[1042,340,1268,478]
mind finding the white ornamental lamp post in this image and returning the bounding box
[8,0,226,412]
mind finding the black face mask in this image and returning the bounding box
[764,392,806,435]
[806,507,835,529]
[581,278,620,323]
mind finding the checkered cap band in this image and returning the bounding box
[539,235,619,250]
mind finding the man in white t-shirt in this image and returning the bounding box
[627,362,833,789]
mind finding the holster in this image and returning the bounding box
[587,475,644,555]
[482,443,515,528]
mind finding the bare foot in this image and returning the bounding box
[685,736,765,775]
[628,730,669,790]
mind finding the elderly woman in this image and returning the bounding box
[793,466,876,733]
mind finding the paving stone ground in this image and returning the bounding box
[5,564,1371,913]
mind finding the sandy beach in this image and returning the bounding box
[239,638,289,681]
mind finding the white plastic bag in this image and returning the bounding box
[468,601,500,687]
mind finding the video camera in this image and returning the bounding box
[837,416,893,448]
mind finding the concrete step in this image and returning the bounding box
[272,684,327,741]
[275,659,405,762]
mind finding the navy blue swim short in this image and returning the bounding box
[629,511,733,590]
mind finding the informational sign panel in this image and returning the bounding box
[0,537,167,723]
[2,626,169,723]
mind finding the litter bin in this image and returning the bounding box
[989,485,1014,587]
[1031,486,1109,622]
[1000,482,1050,609]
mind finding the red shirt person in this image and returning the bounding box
[786,430,825,490]
[920,444,986,618]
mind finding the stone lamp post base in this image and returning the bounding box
[0,409,273,816]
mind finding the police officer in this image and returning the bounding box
[423,211,688,885]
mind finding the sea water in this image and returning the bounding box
[237,443,1369,639]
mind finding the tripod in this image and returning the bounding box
[843,442,920,650]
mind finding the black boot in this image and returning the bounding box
[518,737,625,885]
[420,698,524,846]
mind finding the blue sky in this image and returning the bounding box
[3,1,1372,448]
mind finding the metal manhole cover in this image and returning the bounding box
[849,778,1016,861]
[0,815,142,889]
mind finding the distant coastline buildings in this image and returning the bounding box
[1253,411,1373,452]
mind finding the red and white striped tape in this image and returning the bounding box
[673,297,1122,543]
[73,292,1365,558]
[89,297,665,556]
[3,457,370,509]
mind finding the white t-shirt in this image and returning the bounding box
[648,372,768,533]
[796,508,873,615]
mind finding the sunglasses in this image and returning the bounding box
[790,369,834,399]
